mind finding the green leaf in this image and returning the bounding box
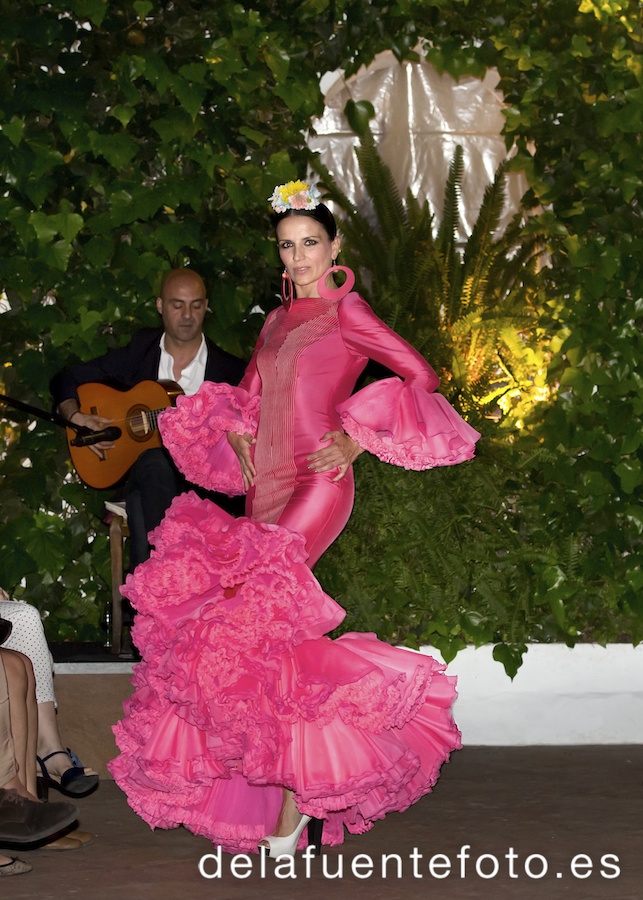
[615,460,641,494]
[73,0,108,25]
[79,308,104,333]
[133,0,153,20]
[29,211,84,243]
[151,110,197,144]
[264,48,290,82]
[39,240,74,271]
[24,515,67,579]
[345,99,376,137]
[239,126,268,147]
[83,236,113,268]
[563,234,593,267]
[548,593,567,630]
[178,63,209,85]
[492,643,527,680]
[28,212,59,243]
[0,547,35,588]
[153,222,202,257]
[459,610,494,643]
[89,132,139,169]
[1,117,25,147]
[109,105,136,128]
[172,78,207,120]
[571,34,593,57]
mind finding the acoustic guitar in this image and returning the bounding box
[67,380,183,489]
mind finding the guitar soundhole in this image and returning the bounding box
[127,405,156,442]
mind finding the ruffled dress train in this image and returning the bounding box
[109,492,462,853]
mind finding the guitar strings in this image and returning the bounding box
[78,407,165,434]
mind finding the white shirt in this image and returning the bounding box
[158,333,208,396]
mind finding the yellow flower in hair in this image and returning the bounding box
[280,180,309,203]
[269,180,321,212]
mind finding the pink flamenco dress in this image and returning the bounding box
[109,290,481,854]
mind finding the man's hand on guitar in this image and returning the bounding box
[60,382,180,488]
[69,411,117,457]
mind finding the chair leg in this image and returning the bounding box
[109,515,125,656]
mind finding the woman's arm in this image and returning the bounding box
[332,294,480,470]
[338,294,440,391]
[158,315,271,493]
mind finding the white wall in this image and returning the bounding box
[422,644,643,745]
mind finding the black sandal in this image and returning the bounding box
[37,750,99,798]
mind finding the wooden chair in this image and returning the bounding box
[105,502,129,655]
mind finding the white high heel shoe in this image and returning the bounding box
[259,815,323,858]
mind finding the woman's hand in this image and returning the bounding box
[0,587,9,602]
[227,431,256,491]
[307,431,363,483]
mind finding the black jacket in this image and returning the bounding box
[50,327,246,405]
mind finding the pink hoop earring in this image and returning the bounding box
[281,269,294,311]
[317,265,355,301]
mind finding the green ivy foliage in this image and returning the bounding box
[313,129,637,677]
[325,91,566,671]
[0,1,641,671]
[487,0,643,644]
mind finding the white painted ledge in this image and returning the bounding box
[54,643,643,745]
[422,643,643,745]
[54,661,135,674]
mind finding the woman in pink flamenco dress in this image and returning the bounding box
[109,181,481,857]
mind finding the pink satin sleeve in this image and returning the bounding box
[337,378,481,469]
[159,382,260,496]
[336,295,481,469]
[338,293,440,391]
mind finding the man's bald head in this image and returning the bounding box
[156,268,208,348]
[159,268,206,302]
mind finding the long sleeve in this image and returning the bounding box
[336,294,481,469]
[338,294,440,391]
[157,319,270,495]
[159,382,260,495]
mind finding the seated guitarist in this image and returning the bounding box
[50,267,246,579]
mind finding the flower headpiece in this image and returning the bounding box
[268,180,321,214]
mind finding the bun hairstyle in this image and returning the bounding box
[271,204,338,240]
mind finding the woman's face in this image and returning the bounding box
[276,216,341,299]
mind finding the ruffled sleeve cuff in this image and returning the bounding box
[159,382,260,495]
[337,377,481,470]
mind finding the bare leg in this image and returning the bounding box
[36,701,70,778]
[36,701,62,756]
[0,773,38,801]
[35,701,99,786]
[259,788,303,845]
[2,651,38,796]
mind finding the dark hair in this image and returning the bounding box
[271,203,337,240]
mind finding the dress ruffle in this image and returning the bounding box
[337,377,481,469]
[109,493,461,854]
[158,383,260,495]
